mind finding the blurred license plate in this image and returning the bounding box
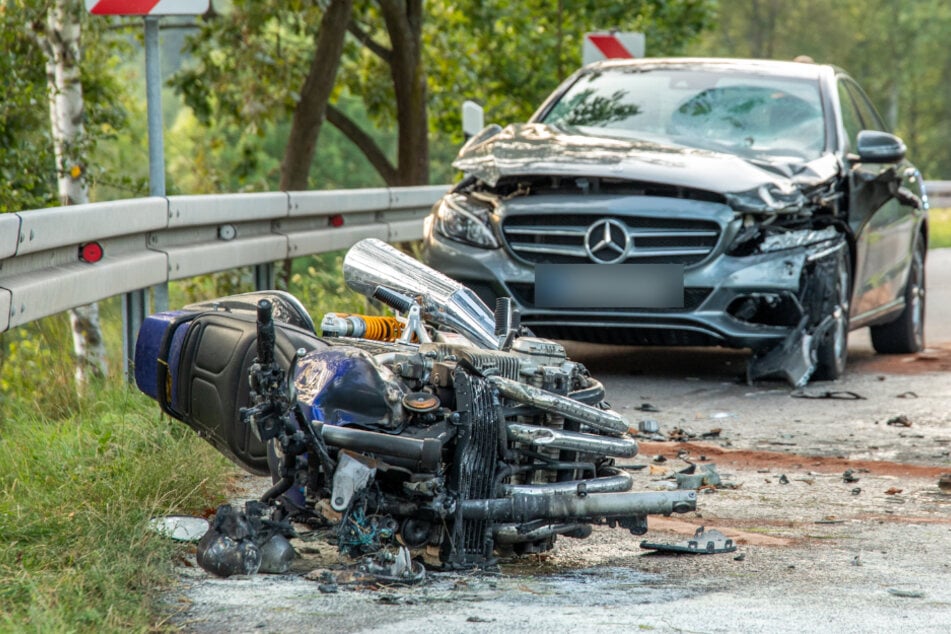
[535,264,684,308]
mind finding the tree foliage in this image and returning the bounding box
[0,0,135,392]
[170,1,715,188]
[0,1,136,212]
[170,1,337,189]
[690,0,951,178]
[0,2,56,212]
[426,0,715,141]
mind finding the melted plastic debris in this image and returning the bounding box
[358,546,426,585]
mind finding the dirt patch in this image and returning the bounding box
[637,441,951,478]
[850,344,951,375]
[646,516,793,547]
[854,513,951,525]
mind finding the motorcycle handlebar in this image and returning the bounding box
[256,299,275,366]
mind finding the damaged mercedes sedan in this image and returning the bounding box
[422,58,928,386]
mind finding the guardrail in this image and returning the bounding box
[0,186,448,368]
[927,180,951,208]
[2,179,948,370]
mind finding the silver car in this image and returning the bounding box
[422,58,927,386]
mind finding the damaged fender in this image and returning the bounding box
[747,234,850,386]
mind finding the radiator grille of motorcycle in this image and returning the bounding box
[450,371,499,565]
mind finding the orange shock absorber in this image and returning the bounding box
[320,313,403,341]
[359,315,402,341]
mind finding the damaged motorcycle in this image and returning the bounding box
[135,238,696,576]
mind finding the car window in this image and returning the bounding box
[836,80,863,153]
[540,68,825,162]
[843,79,887,132]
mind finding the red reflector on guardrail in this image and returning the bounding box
[330,214,345,228]
[79,242,104,263]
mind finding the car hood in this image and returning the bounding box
[453,123,841,214]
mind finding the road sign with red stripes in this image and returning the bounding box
[85,0,209,15]
[583,32,645,65]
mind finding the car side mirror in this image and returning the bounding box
[462,100,485,141]
[856,130,906,163]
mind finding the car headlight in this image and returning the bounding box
[433,193,499,249]
[759,225,839,253]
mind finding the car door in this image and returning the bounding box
[838,77,920,320]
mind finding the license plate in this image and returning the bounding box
[534,263,684,309]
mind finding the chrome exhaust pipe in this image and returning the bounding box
[494,522,590,544]
[461,490,697,521]
[500,470,633,497]
[490,375,633,436]
[343,238,499,349]
[508,423,638,457]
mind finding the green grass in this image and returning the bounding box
[929,207,951,249]
[0,250,376,633]
[0,380,232,632]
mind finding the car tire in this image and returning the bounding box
[870,237,926,354]
[813,247,851,381]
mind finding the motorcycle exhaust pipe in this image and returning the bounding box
[316,422,444,472]
[494,522,591,545]
[500,470,633,496]
[343,238,499,350]
[507,423,638,457]
[490,375,633,437]
[461,490,697,522]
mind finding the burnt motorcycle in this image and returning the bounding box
[134,239,696,573]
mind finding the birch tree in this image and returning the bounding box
[33,0,108,386]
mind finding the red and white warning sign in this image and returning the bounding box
[85,0,209,15]
[582,32,646,66]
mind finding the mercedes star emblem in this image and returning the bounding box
[584,218,630,264]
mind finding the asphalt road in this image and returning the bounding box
[168,250,951,634]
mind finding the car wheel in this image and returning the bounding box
[813,247,851,381]
[870,237,926,354]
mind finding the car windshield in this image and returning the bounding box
[539,67,826,162]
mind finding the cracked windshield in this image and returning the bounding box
[542,67,825,162]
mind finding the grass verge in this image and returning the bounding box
[929,207,951,249]
[0,250,372,633]
[0,383,232,632]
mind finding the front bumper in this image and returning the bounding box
[422,227,817,352]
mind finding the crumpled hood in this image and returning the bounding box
[454,123,840,213]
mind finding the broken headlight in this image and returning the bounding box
[726,182,807,214]
[434,193,499,248]
[759,226,839,253]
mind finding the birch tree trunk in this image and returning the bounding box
[36,0,108,387]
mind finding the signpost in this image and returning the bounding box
[582,32,645,65]
[86,0,209,377]
[86,1,209,15]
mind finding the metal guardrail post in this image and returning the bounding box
[122,291,148,379]
[254,262,275,291]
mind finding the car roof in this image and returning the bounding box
[583,57,835,81]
